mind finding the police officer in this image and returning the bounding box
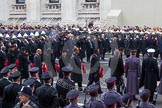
[84,84,105,108]
[28,67,42,93]
[56,66,75,108]
[14,86,38,108]
[2,71,21,108]
[140,49,160,102]
[8,64,17,73]
[35,72,59,108]
[122,93,133,108]
[139,89,156,108]
[103,96,117,108]
[0,67,11,98]
[23,78,38,106]
[66,89,81,108]
[101,77,123,107]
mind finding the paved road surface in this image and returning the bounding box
[54,53,162,107]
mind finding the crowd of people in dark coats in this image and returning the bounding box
[0,23,162,108]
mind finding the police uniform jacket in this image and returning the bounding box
[2,83,21,108]
[56,77,75,107]
[0,78,11,97]
[35,84,59,108]
[101,89,123,107]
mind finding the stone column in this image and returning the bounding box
[26,0,41,23]
[100,0,111,23]
[0,0,9,22]
[61,0,77,24]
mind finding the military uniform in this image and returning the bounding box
[65,89,81,108]
[14,101,38,108]
[28,67,42,92]
[0,67,11,97]
[102,77,123,107]
[35,72,59,108]
[122,93,133,108]
[139,89,156,108]
[56,66,75,107]
[23,78,39,106]
[14,86,38,108]
[2,71,21,108]
[85,84,105,108]
[140,49,160,101]
[125,52,140,95]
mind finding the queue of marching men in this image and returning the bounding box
[0,47,161,108]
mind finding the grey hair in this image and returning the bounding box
[114,49,119,55]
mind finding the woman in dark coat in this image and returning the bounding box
[71,47,83,91]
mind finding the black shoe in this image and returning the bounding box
[78,87,83,91]
[98,91,103,94]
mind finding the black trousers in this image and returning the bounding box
[160,52,162,60]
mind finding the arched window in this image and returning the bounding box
[49,0,59,3]
[16,0,25,4]
[86,0,97,2]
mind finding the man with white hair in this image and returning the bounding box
[109,49,124,93]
